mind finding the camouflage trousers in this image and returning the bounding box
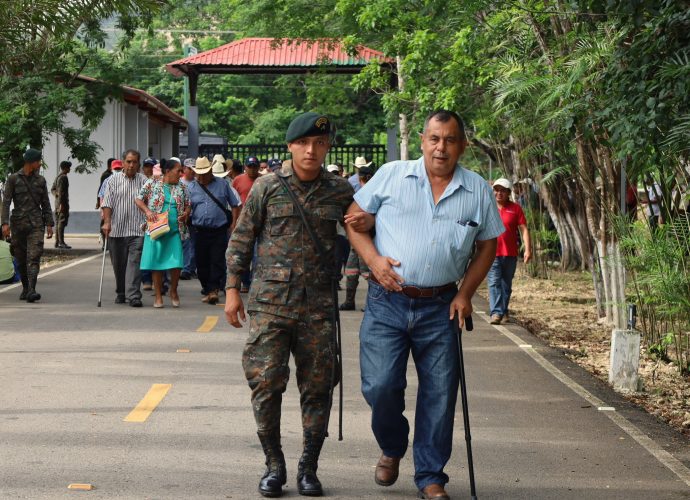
[10,220,44,290]
[54,210,69,245]
[344,249,369,291]
[243,311,336,438]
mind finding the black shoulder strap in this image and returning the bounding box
[199,182,232,224]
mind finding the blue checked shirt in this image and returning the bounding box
[354,157,504,287]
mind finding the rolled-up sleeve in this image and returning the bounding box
[353,163,393,214]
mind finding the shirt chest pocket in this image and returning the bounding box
[452,223,479,258]
[314,205,342,239]
[268,202,300,236]
[255,266,292,305]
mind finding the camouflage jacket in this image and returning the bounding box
[1,170,54,228]
[226,165,354,320]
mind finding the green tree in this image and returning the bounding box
[0,0,165,176]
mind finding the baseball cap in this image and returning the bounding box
[326,164,339,173]
[245,156,260,167]
[493,178,513,190]
[111,159,123,170]
[143,157,157,166]
[268,158,283,171]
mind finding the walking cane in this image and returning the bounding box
[97,237,108,307]
[455,314,478,499]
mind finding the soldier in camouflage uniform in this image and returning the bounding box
[225,112,354,498]
[1,149,55,302]
[51,160,72,249]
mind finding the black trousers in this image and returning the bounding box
[194,225,229,293]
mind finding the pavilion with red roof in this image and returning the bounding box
[165,38,396,158]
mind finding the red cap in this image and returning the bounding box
[111,160,123,170]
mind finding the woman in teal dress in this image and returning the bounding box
[135,158,190,308]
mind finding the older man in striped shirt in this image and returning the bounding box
[102,149,147,307]
[346,110,504,500]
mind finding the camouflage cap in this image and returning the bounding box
[23,148,42,163]
[285,112,332,143]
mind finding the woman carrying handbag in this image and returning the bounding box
[135,158,191,308]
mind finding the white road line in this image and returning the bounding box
[484,316,690,487]
[0,253,100,294]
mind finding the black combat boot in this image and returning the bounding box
[338,283,357,311]
[258,431,286,498]
[26,272,41,303]
[19,276,29,301]
[296,432,325,496]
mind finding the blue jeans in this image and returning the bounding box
[183,226,197,275]
[359,281,459,490]
[487,256,518,317]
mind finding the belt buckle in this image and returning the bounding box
[403,286,422,299]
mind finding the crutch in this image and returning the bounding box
[455,314,478,499]
[97,237,108,307]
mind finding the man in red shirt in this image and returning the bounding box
[488,178,532,324]
[232,156,261,205]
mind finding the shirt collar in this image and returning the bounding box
[404,156,473,193]
[277,162,323,194]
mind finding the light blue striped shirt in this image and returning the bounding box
[354,157,504,286]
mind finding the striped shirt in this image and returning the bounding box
[101,172,147,237]
[354,157,504,286]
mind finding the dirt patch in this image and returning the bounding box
[479,267,690,436]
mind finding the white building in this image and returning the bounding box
[43,77,187,234]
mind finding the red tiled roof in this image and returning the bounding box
[166,38,392,76]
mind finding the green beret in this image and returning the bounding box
[23,148,42,163]
[285,112,332,143]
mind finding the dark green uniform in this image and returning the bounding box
[226,164,353,441]
[51,172,69,246]
[1,170,54,297]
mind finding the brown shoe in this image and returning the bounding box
[417,483,450,499]
[207,290,219,305]
[201,294,209,303]
[374,454,401,486]
[489,314,502,325]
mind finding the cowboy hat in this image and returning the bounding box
[352,156,372,168]
[212,161,230,178]
[192,157,212,174]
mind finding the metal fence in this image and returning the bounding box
[215,144,387,174]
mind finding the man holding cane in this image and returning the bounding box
[345,110,503,499]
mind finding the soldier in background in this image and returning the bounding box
[225,112,354,498]
[1,148,54,302]
[52,160,72,249]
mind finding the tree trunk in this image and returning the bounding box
[396,55,409,161]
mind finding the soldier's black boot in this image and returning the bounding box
[258,431,286,498]
[296,432,325,496]
[19,276,29,301]
[26,273,41,303]
[338,283,357,311]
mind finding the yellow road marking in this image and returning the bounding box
[197,315,218,333]
[124,384,172,423]
[176,348,191,353]
[68,484,94,491]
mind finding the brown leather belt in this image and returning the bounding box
[369,275,457,299]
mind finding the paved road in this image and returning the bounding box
[1,239,689,499]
